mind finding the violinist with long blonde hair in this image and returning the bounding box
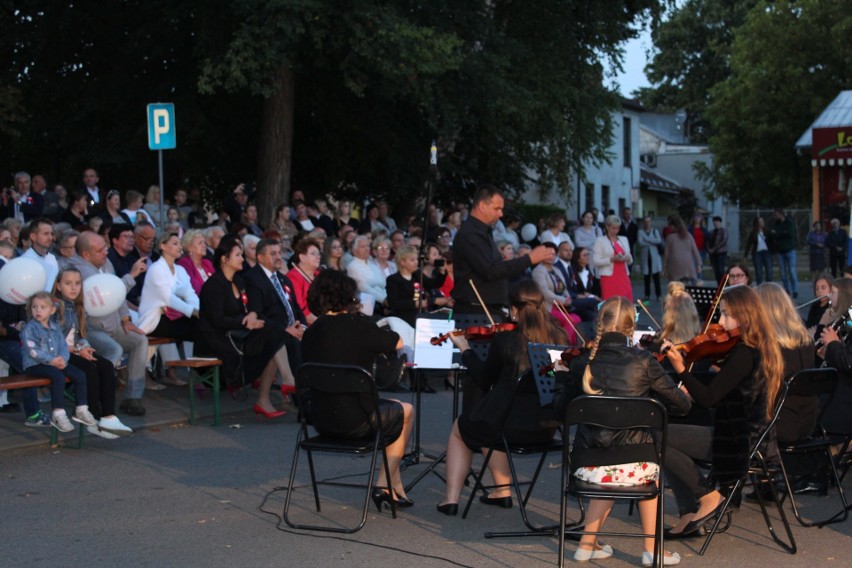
[554,297,690,565]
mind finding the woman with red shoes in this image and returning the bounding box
[198,235,298,419]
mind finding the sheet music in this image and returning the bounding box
[413,318,456,369]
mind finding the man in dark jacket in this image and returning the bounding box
[769,208,798,297]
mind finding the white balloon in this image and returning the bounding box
[83,273,127,317]
[0,257,47,304]
[521,223,538,242]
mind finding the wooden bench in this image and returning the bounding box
[0,374,84,447]
[165,358,223,426]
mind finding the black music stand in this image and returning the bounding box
[685,286,719,323]
[526,342,568,407]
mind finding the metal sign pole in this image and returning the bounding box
[158,149,165,233]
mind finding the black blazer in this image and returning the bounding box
[243,264,306,330]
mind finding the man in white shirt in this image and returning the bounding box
[21,218,59,291]
[83,167,104,210]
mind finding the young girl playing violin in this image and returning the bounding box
[437,279,565,516]
[554,297,690,565]
[661,285,784,538]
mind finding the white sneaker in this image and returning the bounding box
[51,412,75,433]
[642,550,681,566]
[98,416,132,437]
[574,544,613,562]
[72,407,98,427]
[86,424,119,440]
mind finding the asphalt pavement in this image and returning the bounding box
[1,278,851,567]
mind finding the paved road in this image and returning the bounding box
[2,279,851,567]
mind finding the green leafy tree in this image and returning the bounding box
[638,0,756,142]
[702,0,852,206]
[200,0,661,210]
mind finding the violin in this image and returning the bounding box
[661,324,741,364]
[430,322,518,345]
[538,344,594,375]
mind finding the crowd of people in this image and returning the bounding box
[2,169,850,564]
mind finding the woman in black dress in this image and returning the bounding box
[437,279,567,515]
[301,270,414,509]
[198,235,296,419]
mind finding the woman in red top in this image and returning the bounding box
[176,229,215,296]
[286,238,322,324]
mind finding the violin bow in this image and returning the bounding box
[635,299,661,330]
[468,279,496,326]
[701,273,729,334]
[554,301,586,345]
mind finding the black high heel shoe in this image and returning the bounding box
[436,502,458,516]
[371,488,394,512]
[444,378,455,391]
[395,496,415,508]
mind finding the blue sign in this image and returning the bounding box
[147,103,176,150]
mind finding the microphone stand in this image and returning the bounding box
[402,141,450,490]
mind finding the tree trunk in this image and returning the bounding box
[256,64,294,217]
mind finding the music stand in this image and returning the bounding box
[526,343,568,408]
[685,286,719,323]
[402,313,457,491]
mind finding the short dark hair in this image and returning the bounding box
[293,237,320,259]
[256,237,281,257]
[108,223,133,245]
[712,216,722,223]
[28,217,54,236]
[472,185,501,207]
[541,241,558,252]
[306,269,360,316]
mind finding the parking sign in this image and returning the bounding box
[147,103,176,150]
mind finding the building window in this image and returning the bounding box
[623,116,632,167]
[585,183,594,212]
[602,185,610,215]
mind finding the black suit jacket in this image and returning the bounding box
[243,264,306,330]
[0,191,44,222]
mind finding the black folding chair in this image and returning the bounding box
[558,396,668,568]
[776,367,849,527]
[697,380,796,555]
[282,363,397,533]
[460,367,562,538]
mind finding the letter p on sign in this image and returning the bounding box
[147,103,176,150]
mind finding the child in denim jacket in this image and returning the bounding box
[21,291,96,432]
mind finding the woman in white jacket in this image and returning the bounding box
[137,232,200,386]
[592,215,633,301]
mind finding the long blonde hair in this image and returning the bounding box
[721,286,784,420]
[755,282,812,350]
[582,296,636,394]
[661,282,701,344]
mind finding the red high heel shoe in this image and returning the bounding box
[253,403,286,419]
[280,384,297,395]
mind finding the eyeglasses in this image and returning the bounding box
[330,244,343,250]
[729,272,747,280]
[375,246,389,251]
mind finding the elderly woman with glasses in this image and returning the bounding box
[287,237,322,324]
[370,236,396,278]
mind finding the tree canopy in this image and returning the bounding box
[702,0,852,206]
[1,1,659,212]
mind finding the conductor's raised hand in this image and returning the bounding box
[528,245,556,266]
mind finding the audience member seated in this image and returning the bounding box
[301,270,414,509]
[286,237,322,325]
[55,230,79,270]
[197,236,297,417]
[385,245,446,327]
[569,246,601,298]
[60,191,90,228]
[322,236,345,272]
[370,236,396,278]
[243,238,305,415]
[70,232,150,416]
[176,229,214,296]
[137,232,201,387]
[531,242,583,343]
[347,235,388,312]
